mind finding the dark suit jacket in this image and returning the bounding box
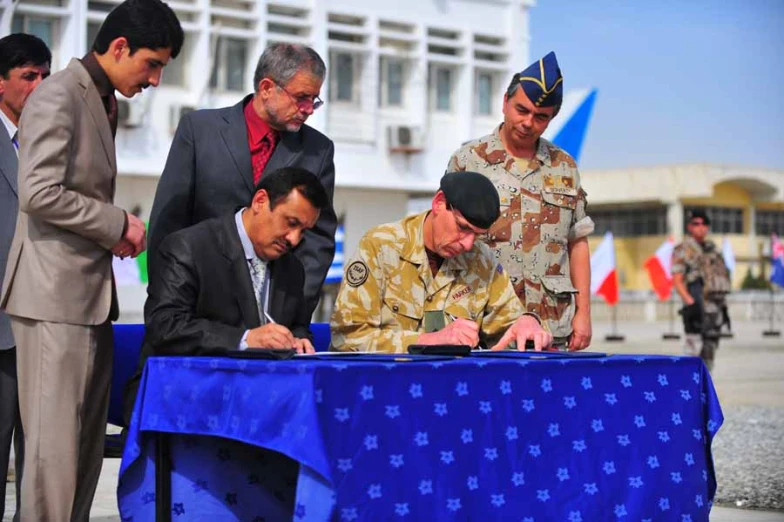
[0,122,18,349]
[148,94,337,318]
[123,213,311,424]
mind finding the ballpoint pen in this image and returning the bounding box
[264,311,276,324]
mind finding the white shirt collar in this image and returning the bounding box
[0,108,17,143]
[234,208,266,263]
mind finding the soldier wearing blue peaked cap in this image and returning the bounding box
[446,50,596,352]
[513,51,563,112]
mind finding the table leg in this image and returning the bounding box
[155,432,172,522]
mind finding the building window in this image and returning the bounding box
[161,32,191,88]
[379,56,404,108]
[592,206,668,237]
[683,206,743,234]
[430,65,454,112]
[86,22,101,51]
[12,15,56,50]
[476,71,493,115]
[755,210,784,236]
[329,52,360,105]
[210,37,247,92]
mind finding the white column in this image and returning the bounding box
[748,204,757,255]
[667,201,684,242]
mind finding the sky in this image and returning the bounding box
[529,0,784,170]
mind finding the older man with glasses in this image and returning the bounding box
[148,43,337,319]
[331,172,553,353]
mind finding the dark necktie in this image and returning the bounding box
[105,93,118,138]
[253,134,274,185]
[11,131,19,151]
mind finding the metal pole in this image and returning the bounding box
[605,306,625,342]
[663,295,681,340]
[763,286,781,337]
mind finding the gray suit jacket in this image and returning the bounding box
[1,59,126,324]
[0,124,18,349]
[147,94,337,318]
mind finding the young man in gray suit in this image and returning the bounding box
[0,32,50,522]
[0,1,183,519]
[148,43,337,320]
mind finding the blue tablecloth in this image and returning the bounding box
[118,352,723,521]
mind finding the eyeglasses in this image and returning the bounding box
[448,205,483,239]
[274,81,324,111]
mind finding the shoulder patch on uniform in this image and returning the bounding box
[346,261,369,287]
[496,263,504,274]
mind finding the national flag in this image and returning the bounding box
[644,237,674,301]
[590,231,619,305]
[771,234,784,288]
[722,237,736,275]
[325,224,345,284]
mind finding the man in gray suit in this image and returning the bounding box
[0,1,183,519]
[148,43,337,319]
[0,32,50,522]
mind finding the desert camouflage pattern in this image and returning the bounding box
[447,125,594,339]
[330,212,525,353]
[672,236,731,295]
[671,236,705,284]
[672,236,730,372]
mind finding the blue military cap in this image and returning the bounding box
[513,51,563,108]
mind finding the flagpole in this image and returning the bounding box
[763,285,780,337]
[763,234,781,337]
[604,305,625,342]
[662,294,681,340]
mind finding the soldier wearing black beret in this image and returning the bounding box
[330,172,553,353]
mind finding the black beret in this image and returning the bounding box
[440,171,500,229]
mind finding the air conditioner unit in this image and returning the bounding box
[116,99,145,128]
[387,125,424,152]
[169,104,197,133]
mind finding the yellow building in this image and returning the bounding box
[583,164,784,291]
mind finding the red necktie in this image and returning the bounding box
[252,135,274,185]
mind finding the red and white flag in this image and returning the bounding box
[644,237,674,301]
[590,231,619,305]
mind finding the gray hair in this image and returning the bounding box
[253,43,326,91]
[505,76,560,117]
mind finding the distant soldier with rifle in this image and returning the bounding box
[672,210,732,371]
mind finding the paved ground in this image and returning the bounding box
[4,320,784,521]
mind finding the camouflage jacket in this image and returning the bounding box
[330,211,525,353]
[672,236,731,298]
[447,125,594,338]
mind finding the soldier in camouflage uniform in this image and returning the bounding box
[447,52,594,349]
[672,210,731,372]
[330,172,552,353]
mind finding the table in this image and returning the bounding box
[118,352,723,521]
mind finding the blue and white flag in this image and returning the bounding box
[721,237,736,275]
[771,234,784,288]
[325,224,344,285]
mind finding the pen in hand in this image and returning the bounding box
[264,311,276,324]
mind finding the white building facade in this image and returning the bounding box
[1,0,536,259]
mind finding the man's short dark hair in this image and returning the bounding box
[253,43,326,91]
[252,167,329,212]
[92,0,184,58]
[688,209,711,226]
[0,33,51,78]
